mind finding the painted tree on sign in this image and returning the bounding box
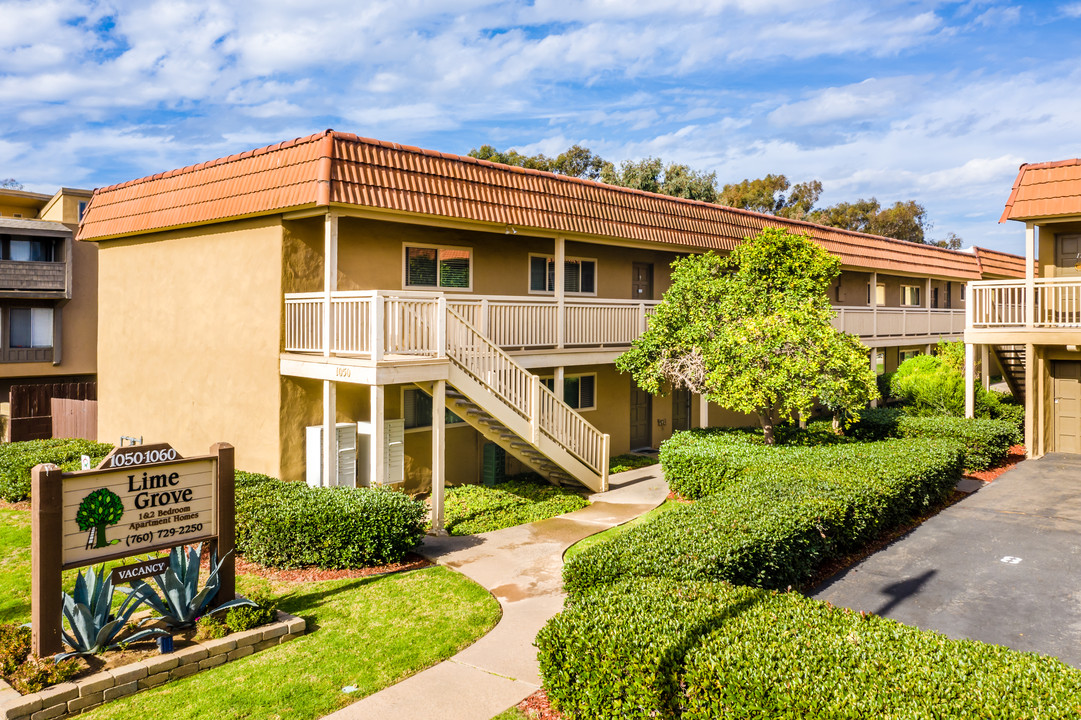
[616,226,878,443]
[76,488,124,549]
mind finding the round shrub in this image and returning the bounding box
[890,354,965,416]
[895,415,1017,471]
[235,474,427,569]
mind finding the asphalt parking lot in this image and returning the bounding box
[813,453,1081,667]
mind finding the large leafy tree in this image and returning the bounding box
[468,144,609,180]
[718,174,822,220]
[600,158,718,202]
[617,226,878,443]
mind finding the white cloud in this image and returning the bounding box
[768,77,918,127]
[1061,2,1081,17]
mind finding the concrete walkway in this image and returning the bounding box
[325,466,669,720]
[814,453,1081,667]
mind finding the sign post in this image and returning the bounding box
[31,442,234,658]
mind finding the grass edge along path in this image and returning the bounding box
[563,500,679,562]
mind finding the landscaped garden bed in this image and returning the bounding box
[444,475,589,536]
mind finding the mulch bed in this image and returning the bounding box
[230,552,432,582]
[0,499,30,511]
[516,690,563,720]
[962,444,1027,483]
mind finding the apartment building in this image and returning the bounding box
[966,159,1081,456]
[0,187,97,435]
[77,131,1023,526]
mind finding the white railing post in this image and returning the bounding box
[530,375,540,444]
[1026,223,1036,329]
[601,433,610,491]
[480,298,490,338]
[372,293,385,363]
[965,286,974,333]
[436,296,447,358]
[639,302,646,336]
[555,237,565,349]
[870,271,878,337]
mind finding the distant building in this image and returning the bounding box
[0,187,97,438]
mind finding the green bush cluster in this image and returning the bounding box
[567,437,963,595]
[444,478,588,536]
[235,472,427,569]
[608,453,659,474]
[0,439,114,502]
[194,614,229,641]
[225,591,278,632]
[537,578,1081,720]
[847,408,1018,470]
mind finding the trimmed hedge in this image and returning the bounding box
[0,439,114,502]
[566,437,963,595]
[235,471,427,568]
[444,478,588,536]
[537,578,1081,720]
[847,408,1018,470]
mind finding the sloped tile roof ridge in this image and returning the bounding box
[92,130,334,194]
[1001,158,1081,222]
[329,131,981,262]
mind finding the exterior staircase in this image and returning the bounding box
[991,344,1026,403]
[414,309,609,492]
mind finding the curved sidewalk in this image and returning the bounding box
[324,465,669,720]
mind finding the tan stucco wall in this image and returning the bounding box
[96,218,284,475]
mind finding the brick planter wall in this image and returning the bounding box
[0,611,305,720]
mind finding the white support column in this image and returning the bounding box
[869,348,879,408]
[436,296,447,358]
[698,393,709,429]
[431,379,447,534]
[323,214,338,358]
[529,375,540,443]
[554,366,565,403]
[322,380,337,487]
[870,271,878,338]
[964,343,975,418]
[370,384,385,486]
[980,345,990,390]
[1025,222,1036,329]
[554,237,565,349]
[1024,343,1036,455]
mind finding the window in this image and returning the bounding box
[529,255,597,295]
[1,236,54,262]
[77,202,87,222]
[901,285,921,307]
[867,283,885,305]
[541,374,596,411]
[402,388,464,430]
[403,245,472,290]
[960,284,966,301]
[9,307,53,348]
[899,348,922,363]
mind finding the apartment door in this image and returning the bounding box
[1056,234,1081,277]
[630,380,652,449]
[1054,361,1081,454]
[632,263,654,300]
[672,388,691,432]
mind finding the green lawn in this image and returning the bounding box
[0,509,502,719]
[562,500,678,562]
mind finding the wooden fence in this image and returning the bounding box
[9,382,97,442]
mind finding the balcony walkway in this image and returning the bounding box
[322,464,670,720]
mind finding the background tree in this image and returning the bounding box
[718,174,822,220]
[617,227,878,443]
[808,198,928,244]
[76,488,124,549]
[0,178,23,190]
[468,144,610,180]
[601,158,718,202]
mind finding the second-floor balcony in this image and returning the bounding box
[0,259,67,296]
[968,278,1081,337]
[284,291,968,364]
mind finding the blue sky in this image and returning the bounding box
[2,0,1080,253]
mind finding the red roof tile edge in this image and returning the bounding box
[1001,158,1081,222]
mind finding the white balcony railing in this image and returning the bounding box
[285,291,660,357]
[285,291,968,359]
[969,278,1081,329]
[831,305,967,338]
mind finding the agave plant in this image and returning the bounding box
[121,544,254,628]
[59,564,168,660]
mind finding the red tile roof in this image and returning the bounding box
[972,246,1029,278]
[1001,159,1081,222]
[79,130,1020,280]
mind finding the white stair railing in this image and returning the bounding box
[445,308,608,478]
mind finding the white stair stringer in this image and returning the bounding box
[437,309,610,492]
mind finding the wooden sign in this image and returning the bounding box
[31,442,235,657]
